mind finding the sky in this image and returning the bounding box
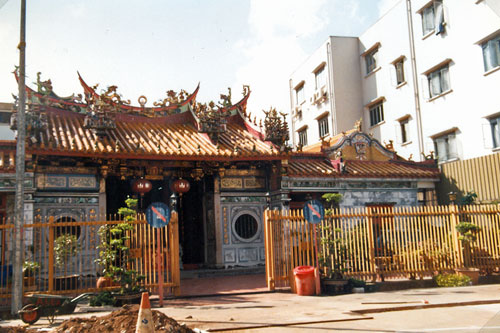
[0,0,398,118]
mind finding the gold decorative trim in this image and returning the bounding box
[223,207,229,245]
[221,178,243,189]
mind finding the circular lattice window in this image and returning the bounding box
[55,217,81,239]
[233,213,259,242]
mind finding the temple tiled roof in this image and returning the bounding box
[25,108,284,161]
[288,157,439,179]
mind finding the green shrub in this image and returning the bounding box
[434,273,471,287]
[348,278,366,288]
[89,291,116,307]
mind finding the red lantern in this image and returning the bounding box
[172,178,190,196]
[132,179,152,196]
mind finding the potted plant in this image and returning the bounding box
[95,224,118,289]
[22,260,39,289]
[455,191,481,284]
[96,197,145,305]
[54,233,80,290]
[455,221,481,283]
[318,193,350,294]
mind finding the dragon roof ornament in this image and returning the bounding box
[263,107,289,149]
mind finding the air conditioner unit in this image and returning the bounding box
[313,91,320,104]
[321,86,328,98]
[294,106,302,118]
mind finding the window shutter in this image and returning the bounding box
[395,123,402,144]
[434,1,445,35]
[406,120,411,143]
[421,77,430,99]
[435,137,446,162]
[389,66,397,87]
[441,66,450,92]
[448,133,458,160]
[482,123,494,149]
[494,38,500,68]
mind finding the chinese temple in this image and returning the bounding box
[0,72,440,269]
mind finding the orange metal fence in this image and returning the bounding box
[264,205,500,290]
[0,212,180,305]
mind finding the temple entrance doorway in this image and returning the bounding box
[178,177,205,267]
[105,177,171,216]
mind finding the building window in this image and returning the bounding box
[427,64,450,97]
[433,132,458,163]
[365,48,378,74]
[491,116,500,148]
[395,59,405,85]
[298,128,308,146]
[295,84,305,104]
[482,34,500,72]
[399,118,410,144]
[421,0,444,36]
[314,65,327,90]
[0,112,10,125]
[369,102,384,127]
[318,116,329,138]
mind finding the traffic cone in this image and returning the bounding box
[135,292,155,333]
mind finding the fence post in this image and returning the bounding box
[365,207,376,281]
[170,211,181,296]
[264,209,275,291]
[48,216,54,292]
[449,204,463,268]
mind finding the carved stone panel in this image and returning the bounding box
[220,196,266,267]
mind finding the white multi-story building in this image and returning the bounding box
[289,0,500,163]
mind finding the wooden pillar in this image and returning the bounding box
[170,211,181,296]
[99,167,108,219]
[214,176,223,267]
[48,216,54,292]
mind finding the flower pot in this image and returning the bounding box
[97,276,118,289]
[321,279,348,295]
[455,268,480,285]
[23,276,35,287]
[113,292,143,307]
[54,274,79,291]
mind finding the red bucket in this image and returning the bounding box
[293,266,315,296]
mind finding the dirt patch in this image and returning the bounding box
[0,328,37,333]
[0,304,195,333]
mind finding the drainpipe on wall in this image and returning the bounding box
[406,0,425,161]
[326,40,337,135]
[289,78,296,147]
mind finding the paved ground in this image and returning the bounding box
[179,269,267,297]
[3,284,500,332]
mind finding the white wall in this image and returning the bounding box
[289,36,361,148]
[412,0,500,160]
[358,0,421,160]
[330,36,363,135]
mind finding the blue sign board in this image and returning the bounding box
[145,202,171,228]
[303,200,324,224]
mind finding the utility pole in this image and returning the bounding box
[12,0,26,315]
[406,0,425,161]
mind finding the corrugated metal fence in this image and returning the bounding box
[438,152,500,203]
[264,205,500,290]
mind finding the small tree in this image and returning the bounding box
[54,234,80,274]
[318,225,348,279]
[107,197,145,294]
[22,261,39,278]
[319,193,347,279]
[456,190,481,267]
